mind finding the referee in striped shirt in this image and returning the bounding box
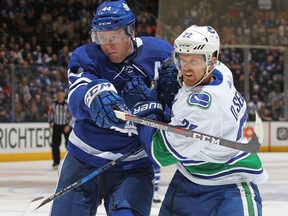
[48,86,73,170]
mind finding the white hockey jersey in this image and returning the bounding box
[151,61,268,186]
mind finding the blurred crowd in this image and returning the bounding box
[159,0,288,46]
[0,0,286,122]
[220,47,286,121]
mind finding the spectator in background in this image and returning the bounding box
[0,50,8,64]
[260,106,273,121]
[19,76,31,103]
[48,86,72,170]
[0,86,9,122]
[267,83,285,108]
[26,97,40,122]
[35,93,51,121]
[13,102,26,122]
[36,67,51,89]
[260,54,276,73]
[247,95,259,121]
[258,0,272,10]
[57,45,71,67]
[271,99,285,121]
[267,83,285,121]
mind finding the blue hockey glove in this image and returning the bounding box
[158,58,180,108]
[131,101,163,121]
[84,79,128,128]
[123,77,157,109]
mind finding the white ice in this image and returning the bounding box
[0,152,287,216]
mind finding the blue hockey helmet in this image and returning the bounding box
[91,0,135,40]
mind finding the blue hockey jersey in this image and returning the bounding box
[66,36,173,169]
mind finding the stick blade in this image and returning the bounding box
[114,110,127,121]
[245,111,263,153]
[254,111,264,144]
[22,197,45,216]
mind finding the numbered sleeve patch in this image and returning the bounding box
[188,92,211,109]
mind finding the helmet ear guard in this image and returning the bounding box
[125,24,134,36]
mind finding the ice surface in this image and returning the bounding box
[0,153,287,216]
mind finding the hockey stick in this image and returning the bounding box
[114,110,263,153]
[22,145,144,216]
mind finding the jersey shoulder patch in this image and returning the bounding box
[188,92,211,109]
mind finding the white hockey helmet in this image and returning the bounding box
[173,25,220,67]
[173,25,220,87]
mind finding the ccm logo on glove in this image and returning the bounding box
[85,82,117,108]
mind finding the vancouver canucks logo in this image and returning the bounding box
[188,92,211,109]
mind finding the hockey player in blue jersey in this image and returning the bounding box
[49,0,173,215]
[129,25,268,215]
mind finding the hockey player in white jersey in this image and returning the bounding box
[49,0,173,215]
[132,25,268,215]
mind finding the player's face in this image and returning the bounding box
[178,53,207,87]
[98,29,133,63]
[57,91,66,102]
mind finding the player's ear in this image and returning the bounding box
[130,26,136,37]
[211,57,217,65]
[208,57,217,70]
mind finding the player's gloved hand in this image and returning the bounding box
[122,77,157,109]
[158,58,180,108]
[84,79,128,128]
[131,101,163,121]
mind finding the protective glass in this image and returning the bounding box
[173,52,207,71]
[90,28,129,44]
